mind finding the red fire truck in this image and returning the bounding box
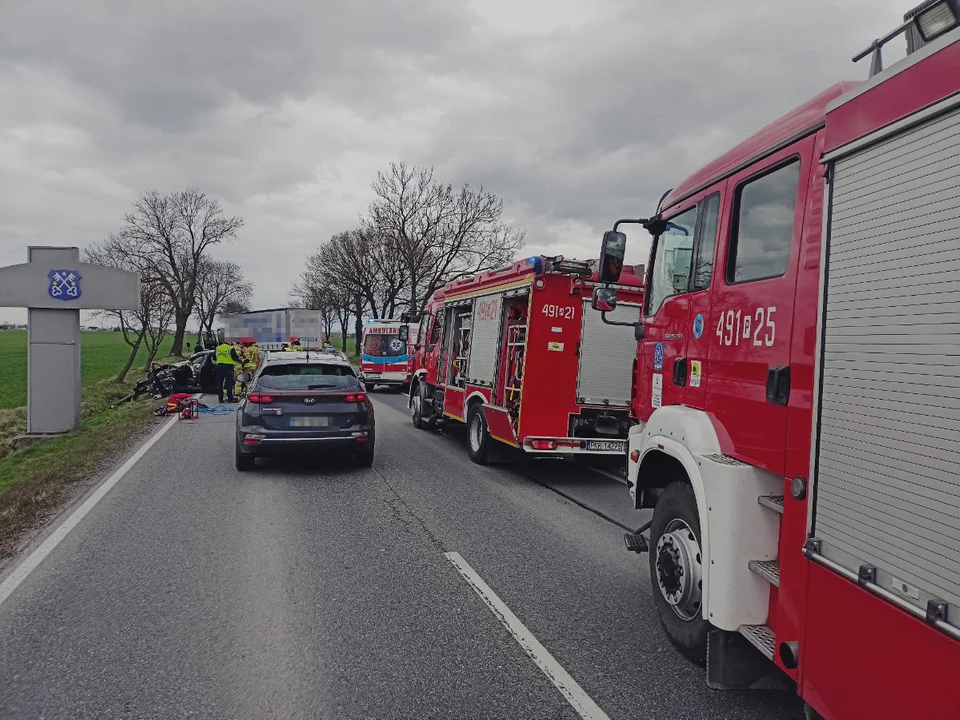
[592,4,960,717]
[404,255,645,464]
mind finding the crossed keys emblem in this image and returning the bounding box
[48,269,82,301]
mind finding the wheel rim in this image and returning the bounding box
[412,393,422,420]
[655,518,703,621]
[469,412,483,452]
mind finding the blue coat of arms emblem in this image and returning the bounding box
[48,269,82,301]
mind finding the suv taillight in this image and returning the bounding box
[248,392,274,403]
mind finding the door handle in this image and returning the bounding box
[673,357,688,387]
[766,366,790,406]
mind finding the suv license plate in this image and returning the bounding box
[585,440,625,452]
[289,416,330,427]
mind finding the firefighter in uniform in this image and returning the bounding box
[286,338,303,352]
[215,340,241,403]
[235,341,259,397]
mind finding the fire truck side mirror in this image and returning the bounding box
[599,230,627,283]
[592,286,618,313]
[634,324,645,341]
[397,325,409,342]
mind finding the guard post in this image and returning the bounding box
[0,246,140,435]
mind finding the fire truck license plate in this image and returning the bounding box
[586,440,626,452]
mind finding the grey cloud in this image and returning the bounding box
[0,0,913,319]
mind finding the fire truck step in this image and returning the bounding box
[738,624,776,661]
[758,495,784,514]
[748,558,781,587]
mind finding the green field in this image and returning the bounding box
[0,330,175,410]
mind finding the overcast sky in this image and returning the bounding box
[0,0,910,325]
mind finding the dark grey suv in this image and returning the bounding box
[235,352,375,471]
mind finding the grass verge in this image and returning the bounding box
[0,381,164,558]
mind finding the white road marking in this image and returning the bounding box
[0,413,179,607]
[444,551,611,720]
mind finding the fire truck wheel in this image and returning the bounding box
[412,384,434,430]
[649,481,708,665]
[467,404,490,465]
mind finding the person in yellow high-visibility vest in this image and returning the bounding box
[215,341,240,403]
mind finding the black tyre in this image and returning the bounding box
[411,383,434,430]
[804,704,824,720]
[235,444,255,472]
[466,404,490,465]
[648,481,709,665]
[354,445,375,467]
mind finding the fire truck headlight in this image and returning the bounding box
[915,0,959,41]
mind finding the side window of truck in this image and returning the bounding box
[645,205,698,316]
[418,313,431,349]
[429,311,443,347]
[692,193,721,291]
[727,159,801,283]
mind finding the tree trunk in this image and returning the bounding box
[116,336,144,383]
[353,294,363,356]
[144,348,159,370]
[170,309,190,356]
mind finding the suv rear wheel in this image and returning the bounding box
[354,444,375,467]
[235,442,255,472]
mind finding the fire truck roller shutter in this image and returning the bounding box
[466,293,504,386]
[577,300,641,406]
[815,100,960,632]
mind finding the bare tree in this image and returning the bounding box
[119,188,244,356]
[316,229,407,318]
[141,283,175,369]
[195,258,254,335]
[85,237,171,382]
[367,162,525,312]
[291,250,355,346]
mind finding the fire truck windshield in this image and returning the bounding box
[362,333,407,357]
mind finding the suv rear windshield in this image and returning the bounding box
[362,333,407,357]
[257,363,360,390]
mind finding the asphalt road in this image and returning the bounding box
[0,390,805,720]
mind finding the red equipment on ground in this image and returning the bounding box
[406,255,644,464]
[595,5,960,718]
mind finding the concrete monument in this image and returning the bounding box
[0,246,140,435]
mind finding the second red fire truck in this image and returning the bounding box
[591,3,960,718]
[404,255,645,464]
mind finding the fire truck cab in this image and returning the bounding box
[406,255,644,464]
[594,4,960,717]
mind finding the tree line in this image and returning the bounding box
[86,188,252,382]
[290,162,524,349]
